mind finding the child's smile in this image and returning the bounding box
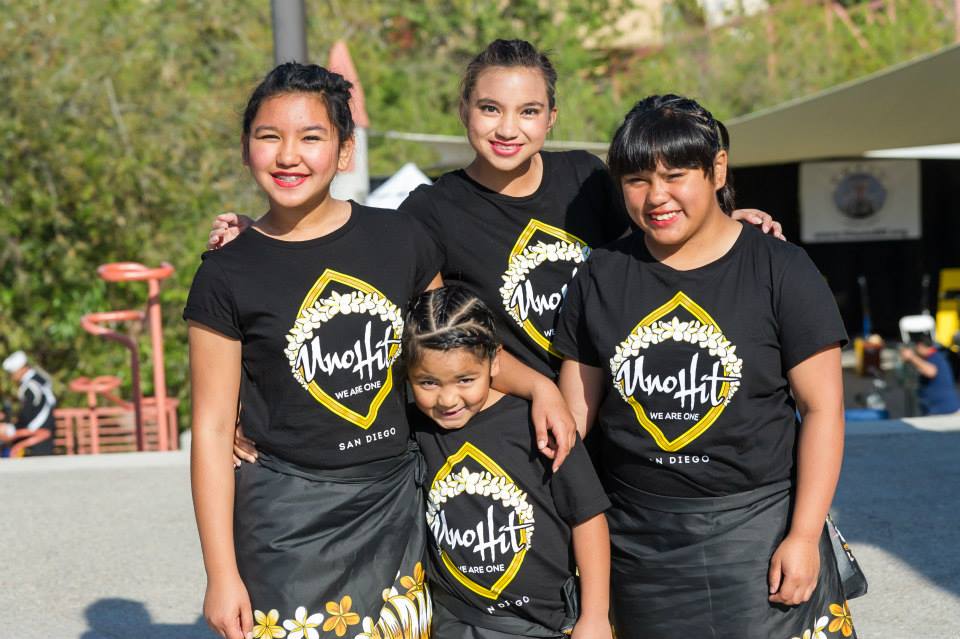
[408,347,502,429]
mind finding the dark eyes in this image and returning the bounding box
[625,172,686,184]
[478,105,539,117]
[254,134,323,141]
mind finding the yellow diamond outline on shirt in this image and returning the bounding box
[430,442,531,600]
[613,291,738,452]
[291,269,400,429]
[502,219,590,359]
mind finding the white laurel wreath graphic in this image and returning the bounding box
[499,240,590,327]
[284,290,404,387]
[427,466,535,548]
[609,317,743,405]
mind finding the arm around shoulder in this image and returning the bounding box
[559,359,604,438]
[493,352,575,471]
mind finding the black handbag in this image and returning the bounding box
[826,515,868,599]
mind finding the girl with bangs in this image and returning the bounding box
[554,95,856,638]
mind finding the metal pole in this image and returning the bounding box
[271,0,309,65]
[147,278,169,451]
[955,0,960,43]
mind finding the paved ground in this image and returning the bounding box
[3,417,959,638]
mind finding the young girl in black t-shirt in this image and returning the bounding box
[404,286,611,639]
[554,95,857,638]
[185,64,445,639]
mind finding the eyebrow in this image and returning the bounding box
[475,98,545,108]
[253,124,329,134]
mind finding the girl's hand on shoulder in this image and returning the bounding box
[530,380,575,472]
[731,208,785,240]
[208,212,254,250]
[233,424,259,466]
[203,572,253,639]
[768,533,821,606]
[571,613,614,639]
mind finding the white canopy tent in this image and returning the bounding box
[725,43,960,167]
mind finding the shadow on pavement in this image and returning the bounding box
[81,598,216,639]
[832,429,960,598]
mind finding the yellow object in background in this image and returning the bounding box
[853,337,864,375]
[936,268,960,351]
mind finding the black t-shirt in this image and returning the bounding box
[16,368,56,433]
[553,224,848,497]
[400,151,629,378]
[183,203,442,468]
[412,394,610,631]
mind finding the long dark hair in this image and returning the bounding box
[607,94,735,213]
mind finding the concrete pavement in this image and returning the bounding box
[3,419,959,638]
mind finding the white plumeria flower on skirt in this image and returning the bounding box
[283,606,323,639]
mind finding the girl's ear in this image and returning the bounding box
[489,345,503,378]
[713,149,728,189]
[241,135,250,166]
[458,99,470,129]
[546,106,558,133]
[337,135,356,172]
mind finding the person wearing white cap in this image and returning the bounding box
[1,351,57,457]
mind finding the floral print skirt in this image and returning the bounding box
[606,478,856,639]
[234,444,431,639]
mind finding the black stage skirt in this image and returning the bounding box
[431,588,573,639]
[607,477,857,639]
[234,443,431,638]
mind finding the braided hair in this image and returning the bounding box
[403,286,500,369]
[607,94,735,213]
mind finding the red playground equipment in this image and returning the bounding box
[54,262,179,454]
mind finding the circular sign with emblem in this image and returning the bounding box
[832,172,886,219]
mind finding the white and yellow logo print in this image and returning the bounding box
[427,442,535,599]
[499,219,591,357]
[609,292,743,451]
[284,269,404,429]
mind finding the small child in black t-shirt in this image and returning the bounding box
[403,287,612,639]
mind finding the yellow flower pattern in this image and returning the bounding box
[323,596,360,637]
[253,566,430,639]
[399,562,426,597]
[788,603,854,639]
[828,601,855,637]
[253,609,287,638]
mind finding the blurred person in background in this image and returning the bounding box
[0,351,57,457]
[900,337,960,416]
